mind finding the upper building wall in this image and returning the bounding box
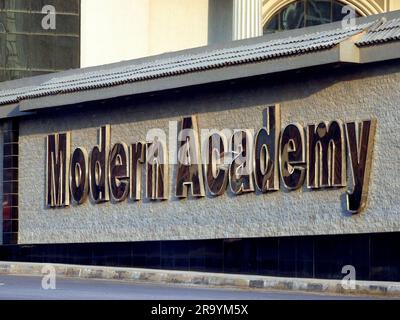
[81,0,400,68]
[388,0,400,10]
[81,0,209,68]
[148,0,209,56]
[81,0,150,67]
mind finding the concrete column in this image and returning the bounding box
[233,0,262,40]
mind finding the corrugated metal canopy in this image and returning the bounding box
[9,21,372,103]
[356,17,400,46]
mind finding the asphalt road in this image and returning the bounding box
[0,275,381,300]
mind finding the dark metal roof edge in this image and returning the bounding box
[18,48,342,112]
[2,24,367,112]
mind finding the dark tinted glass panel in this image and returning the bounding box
[306,0,332,27]
[4,144,19,157]
[333,1,345,21]
[56,14,81,34]
[6,70,32,81]
[11,220,19,233]
[3,194,18,207]
[256,238,279,275]
[0,0,80,82]
[31,0,80,13]
[281,1,305,30]
[1,234,400,281]
[3,155,18,169]
[204,241,223,272]
[29,12,55,34]
[188,242,206,271]
[3,0,31,11]
[223,239,257,273]
[29,13,80,34]
[3,220,12,233]
[0,34,6,67]
[5,34,31,70]
[3,207,18,220]
[1,12,32,33]
[332,1,360,21]
[3,181,18,194]
[263,14,279,34]
[0,18,5,33]
[55,36,80,70]
[161,241,190,270]
[29,35,56,70]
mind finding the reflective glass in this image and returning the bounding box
[281,1,305,30]
[306,0,332,27]
[0,0,80,82]
[263,14,279,34]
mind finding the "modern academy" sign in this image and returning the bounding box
[46,105,376,214]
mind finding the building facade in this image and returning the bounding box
[0,8,400,281]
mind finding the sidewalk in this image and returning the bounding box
[0,261,399,297]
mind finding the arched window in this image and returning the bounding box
[263,0,362,34]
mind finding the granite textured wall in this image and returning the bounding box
[17,61,400,244]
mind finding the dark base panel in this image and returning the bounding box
[1,232,400,281]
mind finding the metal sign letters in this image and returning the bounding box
[46,105,376,214]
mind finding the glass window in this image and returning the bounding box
[0,0,80,82]
[263,0,361,34]
[306,0,331,27]
[281,1,305,30]
[264,14,279,34]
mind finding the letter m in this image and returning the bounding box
[307,121,346,188]
[46,133,70,207]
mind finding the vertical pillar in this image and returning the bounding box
[2,120,18,245]
[233,0,262,40]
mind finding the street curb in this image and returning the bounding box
[0,261,399,297]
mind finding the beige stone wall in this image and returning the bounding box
[388,0,400,11]
[149,0,209,55]
[81,0,150,67]
[80,0,209,67]
[17,61,400,244]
